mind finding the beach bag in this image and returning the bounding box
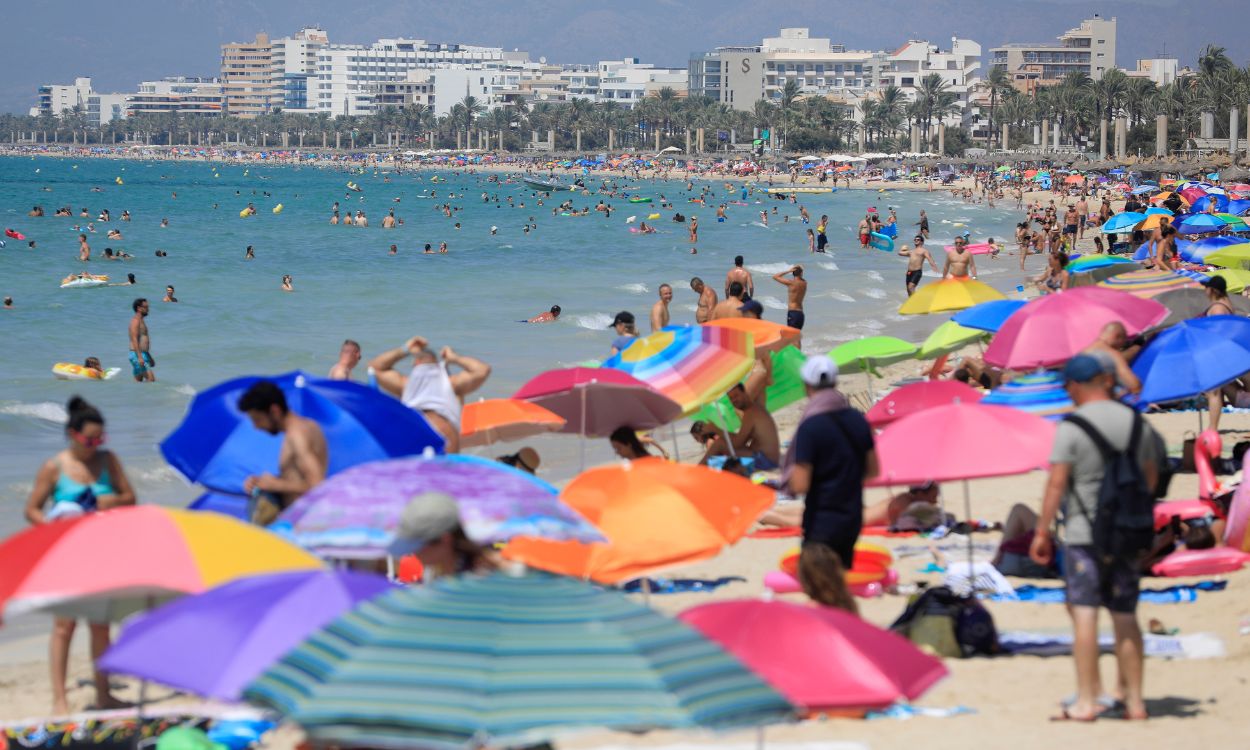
[1064,412,1156,562]
[890,585,999,658]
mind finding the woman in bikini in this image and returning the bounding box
[24,396,136,715]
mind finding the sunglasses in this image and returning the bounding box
[72,431,106,448]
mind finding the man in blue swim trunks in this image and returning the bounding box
[698,384,780,470]
[127,298,154,382]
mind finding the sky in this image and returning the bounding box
[2,0,1249,115]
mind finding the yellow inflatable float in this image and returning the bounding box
[53,363,120,381]
[272,204,283,214]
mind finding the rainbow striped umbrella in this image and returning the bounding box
[981,372,1074,420]
[603,325,754,416]
[1096,269,1202,298]
[244,571,794,750]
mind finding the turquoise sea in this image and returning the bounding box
[0,155,1029,536]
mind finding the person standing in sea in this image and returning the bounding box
[771,265,807,331]
[127,298,154,382]
[899,235,939,296]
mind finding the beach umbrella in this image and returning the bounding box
[898,278,1006,316]
[830,336,918,373]
[1100,212,1146,233]
[1172,213,1229,234]
[602,325,755,416]
[1138,213,1173,231]
[270,453,603,560]
[1179,187,1209,205]
[1153,287,1250,328]
[0,506,321,622]
[1068,262,1144,286]
[950,299,1026,333]
[160,371,445,496]
[679,599,947,712]
[981,371,1074,420]
[243,571,794,749]
[703,317,801,354]
[1215,213,1247,230]
[1132,316,1250,406]
[984,287,1168,369]
[504,458,774,584]
[513,367,681,437]
[1143,206,1172,217]
[98,570,392,701]
[1206,244,1250,269]
[693,345,807,432]
[1150,191,1189,207]
[1066,255,1136,273]
[865,380,982,428]
[1206,268,1250,294]
[1177,235,1246,262]
[459,398,565,448]
[1131,185,1157,195]
[916,321,989,359]
[1096,269,1202,298]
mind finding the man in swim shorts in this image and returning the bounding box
[816,214,828,251]
[772,265,807,331]
[127,298,154,382]
[899,236,939,296]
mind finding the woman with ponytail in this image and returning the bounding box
[24,396,135,714]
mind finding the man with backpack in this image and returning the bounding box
[1030,352,1160,722]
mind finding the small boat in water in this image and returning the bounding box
[524,177,573,193]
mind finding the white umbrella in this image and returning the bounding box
[658,145,682,154]
[798,155,821,162]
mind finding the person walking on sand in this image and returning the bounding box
[772,265,807,330]
[650,284,672,332]
[899,235,940,296]
[128,298,154,382]
[690,277,717,324]
[1030,354,1160,722]
[25,396,136,715]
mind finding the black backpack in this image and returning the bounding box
[889,585,1000,658]
[1063,411,1156,562]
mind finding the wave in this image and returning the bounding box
[571,312,614,330]
[817,261,839,271]
[172,384,196,397]
[747,262,796,274]
[861,288,888,299]
[0,401,68,424]
[756,295,788,311]
[826,291,856,303]
[616,283,649,294]
[865,270,884,282]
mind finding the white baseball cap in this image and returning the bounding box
[799,355,839,388]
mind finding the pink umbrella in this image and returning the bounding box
[1179,187,1208,205]
[865,381,983,428]
[679,599,947,712]
[868,403,1057,579]
[983,287,1167,370]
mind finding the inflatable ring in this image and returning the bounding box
[52,363,119,380]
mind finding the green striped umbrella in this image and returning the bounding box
[244,571,794,749]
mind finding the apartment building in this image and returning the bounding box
[32,77,95,117]
[126,77,223,117]
[220,33,275,117]
[989,15,1117,92]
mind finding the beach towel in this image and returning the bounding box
[620,576,746,594]
[988,580,1227,604]
[866,704,977,720]
[999,630,1227,659]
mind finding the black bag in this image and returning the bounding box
[1064,412,1157,561]
[890,585,1000,658]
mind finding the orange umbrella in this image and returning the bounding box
[1137,213,1172,231]
[504,458,774,583]
[1064,174,1085,184]
[703,318,801,354]
[1149,191,1189,207]
[460,399,566,448]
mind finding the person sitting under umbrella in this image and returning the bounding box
[369,335,492,453]
[608,426,668,460]
[239,380,329,525]
[696,384,780,470]
[1082,322,1142,397]
[388,492,500,579]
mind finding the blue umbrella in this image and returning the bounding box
[1132,244,1153,261]
[1101,212,1146,233]
[951,299,1027,333]
[1143,207,1172,217]
[161,371,445,495]
[1172,213,1229,234]
[1178,235,1246,263]
[981,371,1073,420]
[1227,198,1250,216]
[1109,168,1126,175]
[188,491,248,520]
[1192,193,1230,212]
[1133,316,1250,405]
[1132,185,1157,195]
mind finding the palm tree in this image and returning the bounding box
[1198,45,1235,78]
[779,79,801,150]
[916,73,951,143]
[981,67,1012,148]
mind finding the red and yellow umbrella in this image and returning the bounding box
[504,458,774,583]
[0,507,322,621]
[460,399,566,447]
[703,317,800,354]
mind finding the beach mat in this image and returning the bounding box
[620,576,746,594]
[1000,630,1227,659]
[988,580,1227,604]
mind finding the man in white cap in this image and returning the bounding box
[786,355,878,614]
[388,492,499,578]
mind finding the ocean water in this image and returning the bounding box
[0,157,1027,535]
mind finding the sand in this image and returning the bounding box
[3,165,1242,747]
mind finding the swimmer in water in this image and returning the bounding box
[528,305,562,323]
[281,275,293,292]
[245,245,255,259]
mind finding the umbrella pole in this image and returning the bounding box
[580,387,587,472]
[642,576,652,606]
[670,421,680,462]
[756,725,765,750]
[963,479,975,588]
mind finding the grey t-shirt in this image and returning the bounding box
[1049,399,1161,546]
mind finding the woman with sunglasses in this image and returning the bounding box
[24,396,135,715]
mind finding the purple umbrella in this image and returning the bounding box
[97,570,392,701]
[270,453,604,559]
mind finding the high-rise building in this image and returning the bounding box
[220,33,275,117]
[989,15,1117,92]
[880,38,983,131]
[32,77,95,117]
[86,93,129,126]
[126,77,224,117]
[272,27,328,113]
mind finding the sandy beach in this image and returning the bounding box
[2,151,1245,750]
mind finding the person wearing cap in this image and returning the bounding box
[710,281,746,321]
[1030,353,1161,722]
[608,311,637,356]
[388,492,500,579]
[527,305,562,324]
[786,355,877,614]
[738,299,764,320]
